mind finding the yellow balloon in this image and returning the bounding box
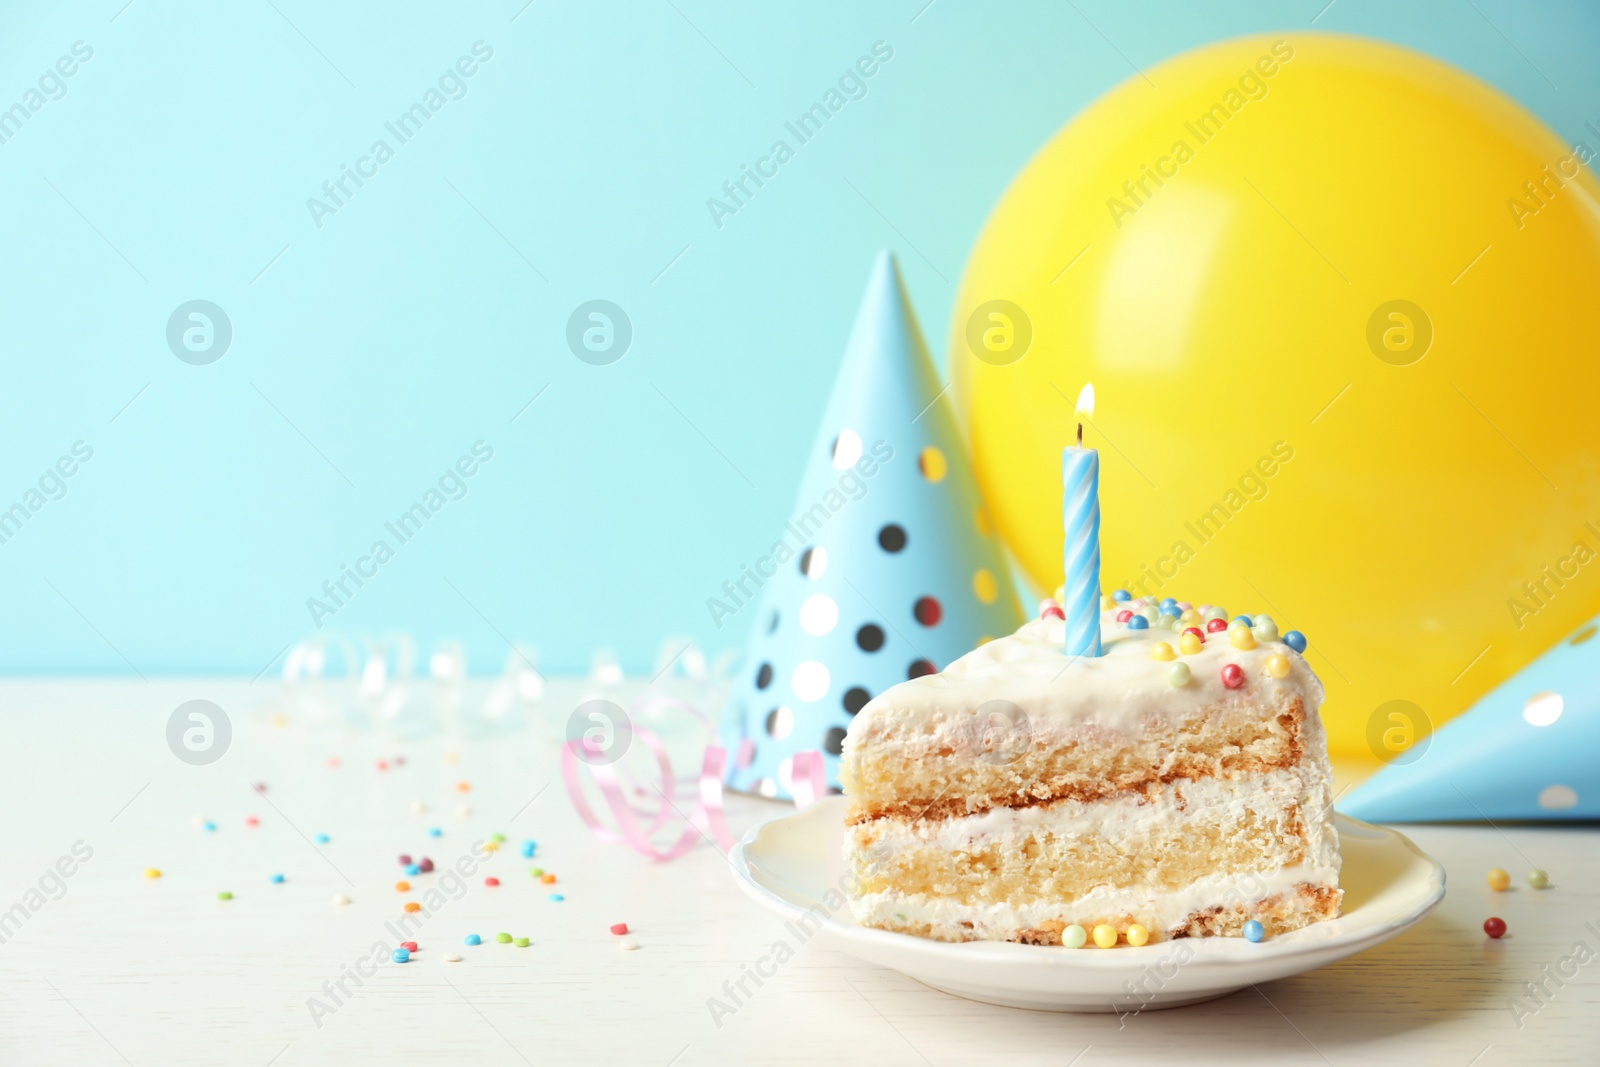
[952,33,1600,757]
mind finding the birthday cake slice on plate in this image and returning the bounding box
[839,597,1341,946]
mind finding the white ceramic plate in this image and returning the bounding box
[729,796,1445,1012]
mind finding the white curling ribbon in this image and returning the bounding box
[589,648,624,687]
[709,648,738,679]
[652,636,709,681]
[429,641,467,685]
[429,639,467,723]
[359,635,415,722]
[470,642,541,736]
[281,634,362,725]
[654,639,737,685]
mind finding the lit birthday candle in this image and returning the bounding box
[1062,383,1102,657]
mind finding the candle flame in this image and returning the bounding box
[1076,382,1095,417]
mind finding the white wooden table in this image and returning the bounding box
[0,680,1594,1066]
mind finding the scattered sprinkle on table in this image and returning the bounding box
[244,816,259,828]
[465,934,481,946]
[445,952,462,962]
[391,948,409,963]
[1487,868,1510,891]
[428,827,442,838]
[270,873,285,884]
[1484,917,1507,938]
[484,877,500,887]
[401,941,417,952]
[253,782,268,793]
[333,894,351,906]
[145,868,161,880]
[314,833,330,844]
[1243,920,1265,943]
[456,804,472,817]
[514,937,530,948]
[399,854,412,866]
[529,868,544,878]
[1528,869,1550,889]
[548,893,564,902]
[376,760,389,771]
[404,864,420,876]
[496,933,512,944]
[404,902,420,913]
[326,757,340,769]
[455,781,471,793]
[202,820,217,832]
[396,881,410,892]
[490,833,506,844]
[411,801,426,814]
[217,891,232,901]
[418,858,434,873]
[619,937,639,952]
[521,841,537,858]
[610,923,628,935]
[540,874,557,885]
[483,842,499,854]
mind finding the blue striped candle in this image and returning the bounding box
[1062,424,1102,657]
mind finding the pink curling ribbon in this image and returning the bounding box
[789,750,827,809]
[562,695,827,861]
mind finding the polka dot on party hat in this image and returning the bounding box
[1342,607,1600,823]
[718,252,1024,799]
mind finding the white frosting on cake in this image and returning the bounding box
[851,605,1322,736]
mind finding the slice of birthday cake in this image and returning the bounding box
[839,596,1341,945]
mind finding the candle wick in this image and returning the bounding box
[1076,422,1083,446]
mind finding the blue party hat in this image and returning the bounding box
[1341,615,1600,822]
[718,252,1025,798]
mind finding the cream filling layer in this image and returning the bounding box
[845,766,1341,938]
[848,863,1341,940]
[854,764,1340,872]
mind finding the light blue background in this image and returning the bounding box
[1,0,1596,676]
